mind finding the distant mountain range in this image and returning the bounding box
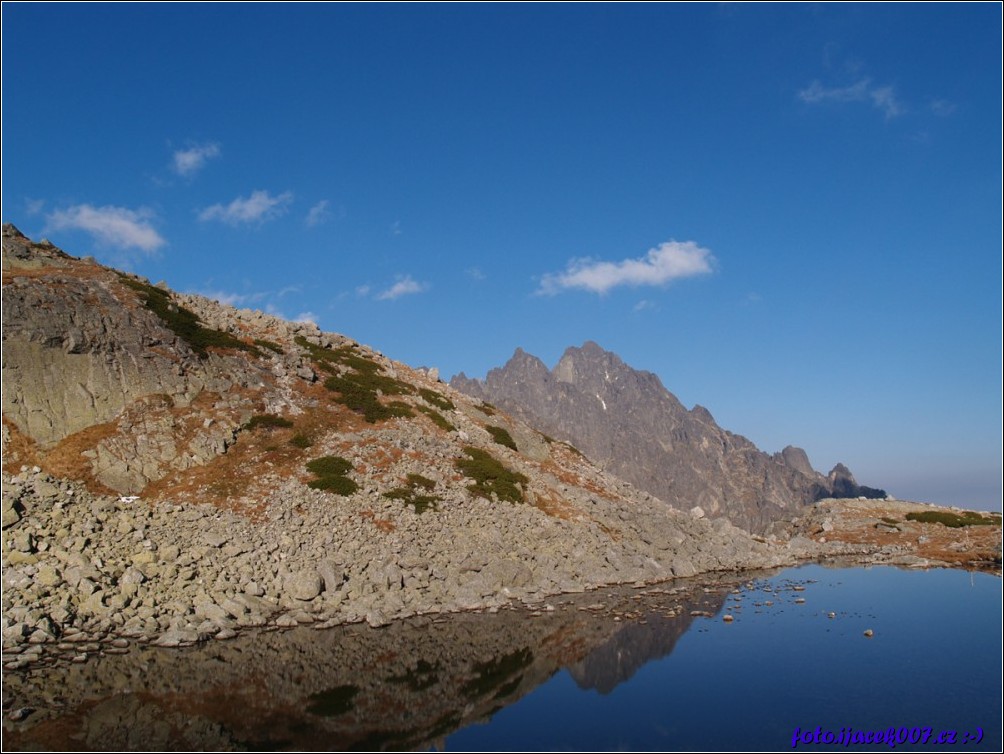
[451,342,886,532]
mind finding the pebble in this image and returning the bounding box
[863,629,874,637]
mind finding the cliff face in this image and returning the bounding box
[451,342,884,532]
[2,225,303,493]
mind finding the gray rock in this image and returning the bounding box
[2,498,21,529]
[285,571,322,601]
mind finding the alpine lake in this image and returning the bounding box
[3,563,1001,752]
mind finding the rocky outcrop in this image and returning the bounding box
[451,342,886,532]
[1,227,815,659]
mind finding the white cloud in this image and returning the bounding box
[538,240,714,296]
[305,200,331,227]
[376,275,426,301]
[172,143,220,176]
[633,299,656,312]
[293,311,317,324]
[466,266,486,281]
[355,284,372,297]
[199,190,293,226]
[25,198,45,215]
[45,204,165,253]
[868,85,903,119]
[798,78,903,119]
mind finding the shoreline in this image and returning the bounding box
[4,466,999,673]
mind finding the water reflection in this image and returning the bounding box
[3,574,739,751]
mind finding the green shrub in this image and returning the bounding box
[456,447,528,504]
[485,425,517,451]
[119,275,260,359]
[416,405,454,431]
[382,473,441,513]
[243,414,294,431]
[253,338,285,354]
[905,510,1000,528]
[306,456,353,476]
[405,473,436,490]
[308,475,359,495]
[480,402,497,416]
[295,336,382,374]
[419,388,455,411]
[305,455,357,496]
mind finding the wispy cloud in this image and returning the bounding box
[172,143,220,177]
[798,78,903,119]
[376,275,427,301]
[305,200,331,227]
[199,190,293,226]
[538,240,714,296]
[391,220,402,236]
[930,99,957,117]
[466,266,486,281]
[45,204,165,253]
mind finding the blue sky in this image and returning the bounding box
[3,3,1001,508]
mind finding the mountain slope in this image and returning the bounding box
[2,225,808,654]
[451,342,886,532]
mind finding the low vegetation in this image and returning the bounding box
[479,401,497,416]
[418,388,455,412]
[383,473,441,514]
[485,425,518,451]
[456,446,528,504]
[306,455,358,495]
[296,336,418,423]
[416,405,454,432]
[905,510,1000,528]
[289,433,313,449]
[119,275,259,359]
[253,338,285,354]
[243,414,294,431]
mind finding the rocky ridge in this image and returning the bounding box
[451,343,886,532]
[1,225,819,661]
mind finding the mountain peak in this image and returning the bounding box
[452,343,888,531]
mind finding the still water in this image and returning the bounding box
[4,564,1001,751]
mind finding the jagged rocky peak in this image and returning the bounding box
[496,347,552,385]
[450,342,887,532]
[779,445,818,478]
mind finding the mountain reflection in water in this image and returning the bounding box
[6,565,1001,752]
[3,575,733,751]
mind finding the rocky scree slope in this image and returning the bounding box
[451,344,886,533]
[2,225,816,659]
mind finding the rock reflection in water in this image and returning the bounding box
[2,577,738,751]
